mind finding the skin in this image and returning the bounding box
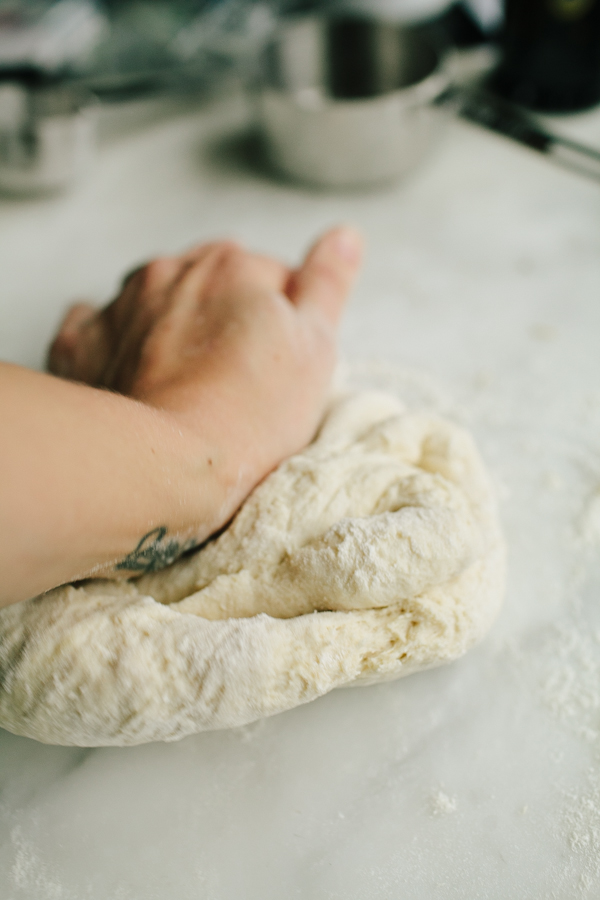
[0,226,363,608]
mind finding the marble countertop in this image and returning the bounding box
[1,88,600,900]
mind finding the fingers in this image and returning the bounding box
[47,229,361,395]
[96,255,195,390]
[48,302,102,382]
[203,248,290,299]
[288,226,363,327]
[57,302,97,335]
[157,242,244,327]
[112,256,183,329]
[173,244,290,321]
[178,240,238,268]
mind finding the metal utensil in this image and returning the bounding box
[257,15,600,190]
[449,87,600,183]
[257,16,451,188]
[0,76,97,195]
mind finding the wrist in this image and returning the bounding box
[155,402,261,541]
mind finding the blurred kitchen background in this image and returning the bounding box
[0,0,501,98]
[0,0,510,195]
[2,0,600,196]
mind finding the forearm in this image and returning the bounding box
[0,363,252,608]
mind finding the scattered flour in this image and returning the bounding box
[531,615,600,894]
[342,359,465,422]
[539,624,600,744]
[562,772,600,893]
[578,490,600,547]
[430,790,458,817]
[10,826,74,900]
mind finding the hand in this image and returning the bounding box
[0,227,363,606]
[48,226,363,505]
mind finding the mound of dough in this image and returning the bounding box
[0,392,505,746]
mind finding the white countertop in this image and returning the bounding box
[1,88,600,900]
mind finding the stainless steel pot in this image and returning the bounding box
[257,16,451,188]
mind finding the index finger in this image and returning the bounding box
[288,226,363,327]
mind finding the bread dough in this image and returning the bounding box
[0,391,505,747]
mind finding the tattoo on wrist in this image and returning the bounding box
[116,526,195,574]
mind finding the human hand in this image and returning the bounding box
[48,226,363,502]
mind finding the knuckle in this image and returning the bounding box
[140,257,174,290]
[122,257,174,296]
[120,264,144,290]
[217,243,245,270]
[184,240,234,263]
[215,239,241,255]
[207,245,247,288]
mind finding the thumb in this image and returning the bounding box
[290,226,363,327]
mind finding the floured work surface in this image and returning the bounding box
[0,392,504,747]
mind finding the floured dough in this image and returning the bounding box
[0,391,505,746]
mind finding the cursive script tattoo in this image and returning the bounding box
[116,527,194,574]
